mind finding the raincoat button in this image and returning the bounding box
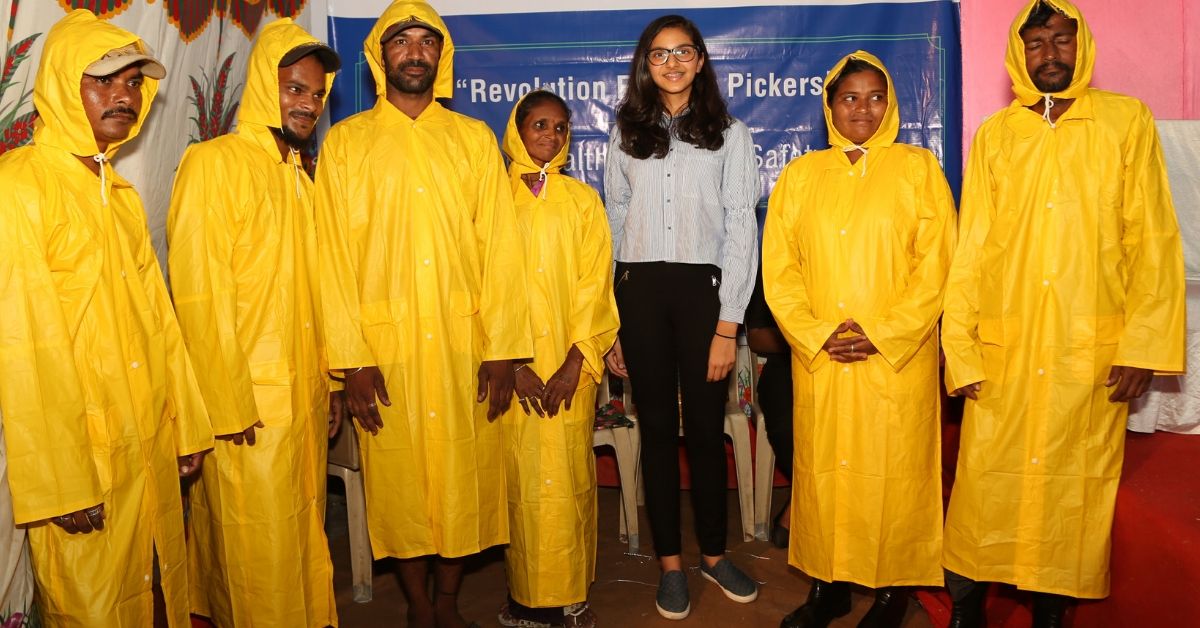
[840,229,847,235]
[121,270,127,278]
[1031,457,1039,464]
[840,459,848,466]
[423,259,431,265]
[848,170,855,176]
[842,367,850,373]
[130,361,140,369]
[304,322,311,329]
[838,302,845,308]
[1043,279,1050,286]
[537,267,544,273]
[545,479,552,485]
[429,411,436,418]
[1037,368,1045,375]
[417,187,425,193]
[425,333,433,339]
[144,574,150,582]
[1046,202,1054,209]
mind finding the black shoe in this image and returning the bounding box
[780,579,851,628]
[1031,593,1070,628]
[770,508,790,549]
[857,587,908,628]
[948,582,987,628]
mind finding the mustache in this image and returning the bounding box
[289,110,318,121]
[399,59,433,72]
[1036,60,1071,76]
[102,107,138,120]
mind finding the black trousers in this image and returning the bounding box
[757,353,793,482]
[615,262,729,557]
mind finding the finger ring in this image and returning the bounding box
[367,402,377,408]
[57,515,71,523]
[85,506,102,518]
[851,343,856,352]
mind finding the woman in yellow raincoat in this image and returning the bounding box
[0,10,212,627]
[941,1,1184,624]
[763,51,956,628]
[167,19,341,628]
[496,91,619,628]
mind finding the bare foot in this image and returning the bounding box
[407,607,435,628]
[433,603,470,628]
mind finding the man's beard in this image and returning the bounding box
[273,124,314,152]
[386,59,436,95]
[1031,61,1073,93]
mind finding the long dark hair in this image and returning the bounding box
[615,15,732,159]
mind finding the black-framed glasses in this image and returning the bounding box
[647,45,700,66]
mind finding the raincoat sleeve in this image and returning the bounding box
[717,122,761,324]
[1112,104,1186,373]
[762,164,839,371]
[857,151,957,371]
[167,147,261,436]
[314,129,375,370]
[941,127,994,391]
[603,130,629,261]
[0,197,102,524]
[137,214,214,456]
[473,131,532,362]
[569,186,620,383]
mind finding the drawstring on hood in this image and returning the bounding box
[33,10,161,205]
[288,148,303,198]
[501,91,572,200]
[822,50,898,176]
[1005,0,1095,127]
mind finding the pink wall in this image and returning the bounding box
[962,0,1199,148]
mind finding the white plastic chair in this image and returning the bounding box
[723,344,756,542]
[327,423,373,603]
[749,351,780,541]
[592,372,642,553]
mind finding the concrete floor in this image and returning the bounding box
[326,487,934,627]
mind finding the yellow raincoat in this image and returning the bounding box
[498,94,619,607]
[941,0,1185,599]
[167,19,337,627]
[763,51,955,587]
[0,10,212,627]
[314,1,531,560]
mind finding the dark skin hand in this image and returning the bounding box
[513,362,547,417]
[543,346,585,417]
[952,382,982,400]
[823,319,879,363]
[1106,365,1154,402]
[747,326,788,355]
[346,366,390,435]
[217,420,265,446]
[328,390,347,438]
[178,452,205,478]
[476,359,516,421]
[50,503,105,534]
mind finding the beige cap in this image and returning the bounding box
[84,43,166,80]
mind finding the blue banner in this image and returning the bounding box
[327,1,962,216]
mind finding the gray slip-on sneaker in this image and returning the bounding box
[700,559,759,603]
[655,570,691,620]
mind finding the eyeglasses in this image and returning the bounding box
[647,45,700,66]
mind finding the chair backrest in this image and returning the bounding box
[328,419,361,471]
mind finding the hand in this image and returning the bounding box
[951,382,982,399]
[1106,365,1154,402]
[328,391,347,438]
[216,420,264,446]
[605,338,628,378]
[513,363,547,417]
[708,334,736,382]
[824,319,878,363]
[347,366,389,435]
[50,503,105,534]
[178,452,206,478]
[544,346,585,417]
[477,360,516,421]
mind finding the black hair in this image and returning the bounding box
[825,58,887,106]
[1019,1,1075,35]
[615,14,732,159]
[515,90,571,127]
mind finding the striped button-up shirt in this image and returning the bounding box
[605,117,760,323]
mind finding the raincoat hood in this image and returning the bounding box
[501,92,571,196]
[365,1,455,101]
[239,18,337,133]
[33,9,160,158]
[822,50,898,151]
[1005,0,1095,106]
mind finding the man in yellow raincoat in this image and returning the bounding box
[941,1,1185,625]
[314,2,531,626]
[167,19,344,628]
[0,10,213,627]
[764,51,956,628]
[497,91,619,628]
